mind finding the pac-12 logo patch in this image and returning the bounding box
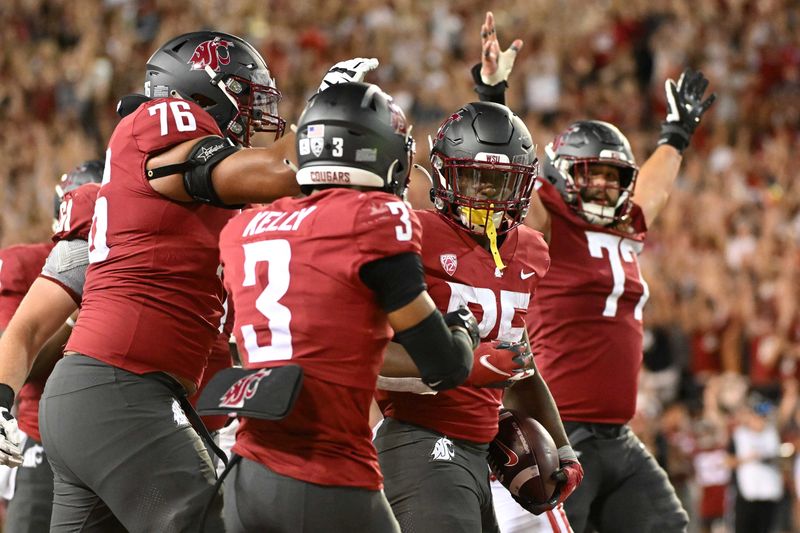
[219,368,272,409]
[440,254,457,276]
[188,37,233,72]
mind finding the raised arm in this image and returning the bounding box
[635,68,716,225]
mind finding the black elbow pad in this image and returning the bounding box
[146,136,241,208]
[394,311,474,391]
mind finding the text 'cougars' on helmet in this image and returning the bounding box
[489,409,559,505]
[430,102,538,238]
[543,120,639,227]
[294,82,415,198]
[145,31,285,147]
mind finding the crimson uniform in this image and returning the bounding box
[66,98,232,387]
[516,178,687,533]
[0,242,53,533]
[221,188,422,490]
[0,244,52,330]
[39,98,232,532]
[0,243,53,440]
[376,210,549,533]
[530,179,648,424]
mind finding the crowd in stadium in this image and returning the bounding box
[0,0,798,531]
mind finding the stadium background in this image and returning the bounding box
[0,0,798,530]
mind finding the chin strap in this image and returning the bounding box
[485,210,506,272]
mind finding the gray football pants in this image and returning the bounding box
[4,436,53,533]
[375,417,500,533]
[563,422,689,533]
[224,455,400,532]
[39,354,224,533]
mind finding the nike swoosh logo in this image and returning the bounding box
[495,439,519,467]
[480,355,512,377]
[520,271,536,280]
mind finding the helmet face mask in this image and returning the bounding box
[433,154,537,235]
[544,120,639,226]
[430,103,538,236]
[145,32,285,147]
[211,69,284,146]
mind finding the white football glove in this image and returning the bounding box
[0,408,22,468]
[317,57,379,93]
[481,42,521,86]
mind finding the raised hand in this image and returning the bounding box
[658,68,716,153]
[480,11,523,86]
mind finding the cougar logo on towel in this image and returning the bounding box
[220,369,272,408]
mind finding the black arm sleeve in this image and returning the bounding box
[471,63,508,105]
[359,252,473,391]
[393,311,473,391]
[359,253,427,313]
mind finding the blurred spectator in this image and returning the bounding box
[0,0,797,529]
[730,393,784,533]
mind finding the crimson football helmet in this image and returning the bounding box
[295,82,414,197]
[144,31,284,147]
[430,102,537,236]
[53,159,104,220]
[543,120,639,226]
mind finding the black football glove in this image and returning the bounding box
[657,68,716,154]
[444,307,481,350]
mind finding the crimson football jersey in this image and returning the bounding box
[220,188,422,489]
[530,179,649,424]
[0,243,53,442]
[378,210,550,443]
[194,299,235,432]
[66,98,234,388]
[0,243,52,329]
[41,182,101,304]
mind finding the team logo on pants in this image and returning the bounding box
[430,436,455,461]
[171,399,190,427]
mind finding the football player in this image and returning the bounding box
[218,81,478,533]
[0,31,368,532]
[471,12,715,533]
[0,160,102,532]
[374,100,582,533]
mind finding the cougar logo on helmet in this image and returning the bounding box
[435,111,464,140]
[219,369,272,409]
[188,37,234,72]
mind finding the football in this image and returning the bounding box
[488,409,559,504]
